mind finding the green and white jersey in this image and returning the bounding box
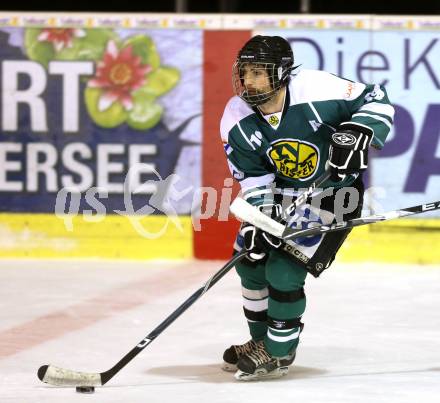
[221,69,394,206]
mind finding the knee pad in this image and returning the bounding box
[268,285,305,303]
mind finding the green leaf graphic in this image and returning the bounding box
[141,67,180,97]
[127,93,163,130]
[123,35,161,69]
[56,29,119,61]
[84,87,128,128]
[24,28,55,67]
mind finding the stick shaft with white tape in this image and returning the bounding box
[230,169,330,237]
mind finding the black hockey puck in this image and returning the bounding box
[37,365,48,381]
[75,386,95,394]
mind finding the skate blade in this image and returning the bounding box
[221,362,237,372]
[234,366,289,381]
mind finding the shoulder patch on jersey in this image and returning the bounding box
[220,96,255,143]
[223,143,233,155]
[364,84,385,102]
[227,159,245,180]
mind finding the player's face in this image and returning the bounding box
[241,64,272,95]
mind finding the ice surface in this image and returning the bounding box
[0,258,439,403]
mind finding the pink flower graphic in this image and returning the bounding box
[37,28,86,52]
[88,40,152,111]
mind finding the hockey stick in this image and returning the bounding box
[230,198,440,240]
[37,250,247,387]
[37,172,329,388]
[281,170,331,217]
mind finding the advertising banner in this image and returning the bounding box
[0,27,202,215]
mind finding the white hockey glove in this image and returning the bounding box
[328,123,373,181]
[240,223,282,262]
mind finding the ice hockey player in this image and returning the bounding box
[220,35,394,381]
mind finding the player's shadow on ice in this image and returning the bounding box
[145,363,327,383]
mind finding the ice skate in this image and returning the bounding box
[234,342,295,381]
[222,339,263,372]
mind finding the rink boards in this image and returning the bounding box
[0,13,439,263]
[0,213,438,264]
[0,213,193,259]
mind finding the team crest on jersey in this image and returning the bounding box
[268,140,319,180]
[268,115,279,126]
